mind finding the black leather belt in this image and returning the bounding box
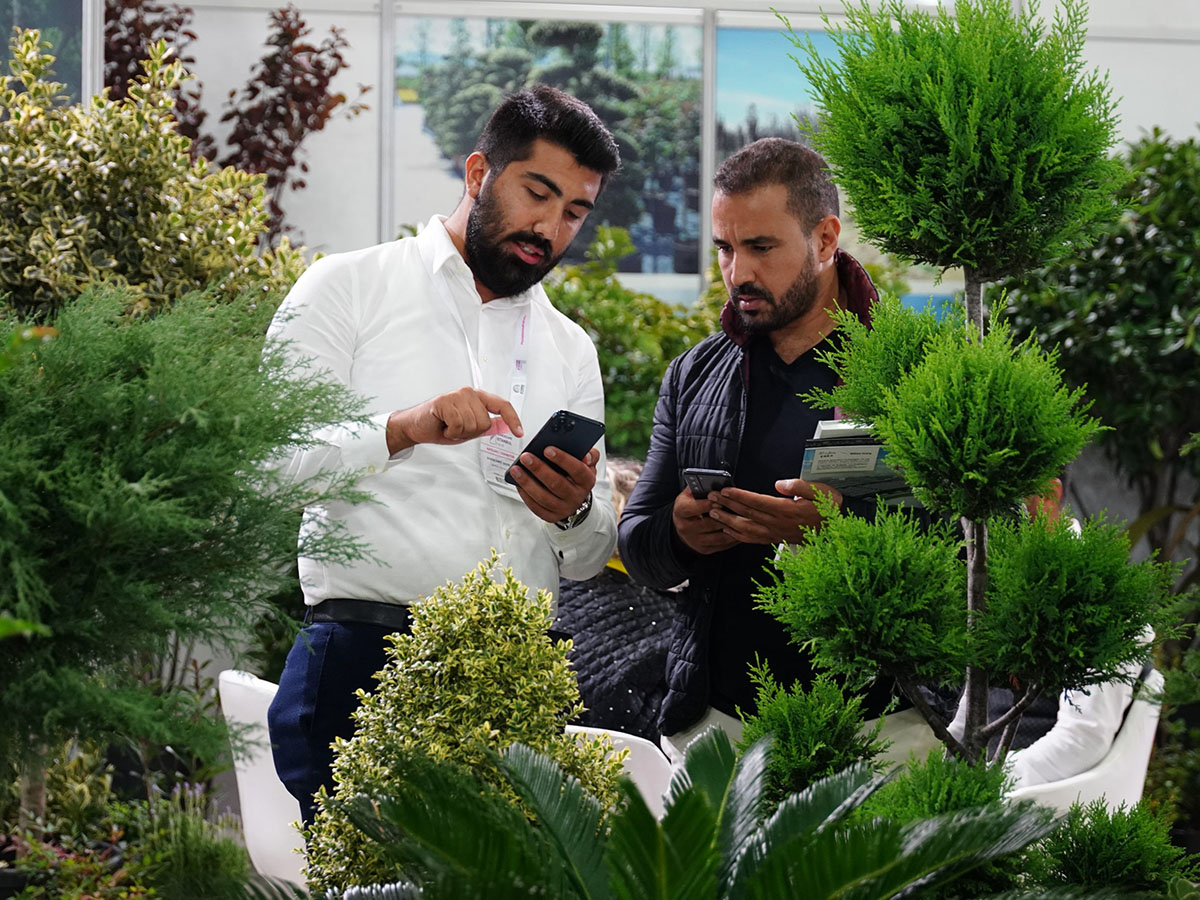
[305,599,573,646]
[305,598,412,631]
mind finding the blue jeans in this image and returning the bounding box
[267,621,398,824]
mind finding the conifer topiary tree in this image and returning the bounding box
[305,552,625,895]
[759,300,1174,764]
[767,0,1142,763]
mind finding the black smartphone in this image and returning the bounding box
[683,467,734,495]
[504,409,606,486]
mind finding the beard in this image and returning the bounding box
[464,179,565,298]
[731,250,820,336]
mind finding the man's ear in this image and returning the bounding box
[463,151,491,200]
[813,214,841,263]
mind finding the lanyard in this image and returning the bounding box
[422,245,530,496]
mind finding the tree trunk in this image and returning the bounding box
[963,265,985,339]
[961,516,990,760]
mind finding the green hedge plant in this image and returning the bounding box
[305,552,625,895]
[0,30,304,318]
[736,664,889,814]
[1025,799,1200,895]
[0,288,368,822]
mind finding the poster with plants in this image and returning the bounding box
[392,13,702,276]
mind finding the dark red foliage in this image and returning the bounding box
[103,0,216,161]
[218,4,369,243]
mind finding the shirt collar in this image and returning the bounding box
[415,214,541,309]
[416,214,468,277]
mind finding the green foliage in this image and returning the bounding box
[737,663,889,812]
[305,552,625,895]
[1004,128,1200,596]
[1025,800,1200,895]
[546,227,716,457]
[0,31,305,318]
[790,0,1123,281]
[1004,128,1200,492]
[983,513,1174,695]
[859,748,1011,822]
[330,729,1059,899]
[10,836,153,898]
[803,293,964,422]
[759,497,966,689]
[135,785,251,900]
[875,319,1102,520]
[855,751,1024,900]
[809,300,1101,521]
[0,287,368,773]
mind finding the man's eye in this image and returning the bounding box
[565,210,582,222]
[527,189,547,201]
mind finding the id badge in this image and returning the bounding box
[480,423,521,499]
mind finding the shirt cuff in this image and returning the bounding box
[337,412,397,475]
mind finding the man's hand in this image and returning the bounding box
[673,487,739,555]
[508,446,598,524]
[707,478,842,545]
[386,387,523,454]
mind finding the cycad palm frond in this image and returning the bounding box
[499,742,609,899]
[337,752,577,899]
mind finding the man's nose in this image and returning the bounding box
[728,252,753,287]
[530,210,562,244]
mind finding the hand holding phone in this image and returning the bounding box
[683,467,734,496]
[504,410,605,486]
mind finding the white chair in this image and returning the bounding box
[1008,668,1163,816]
[217,669,306,886]
[567,724,674,819]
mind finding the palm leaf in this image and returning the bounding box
[664,725,738,815]
[885,804,1056,898]
[337,753,576,899]
[727,762,880,899]
[499,742,609,899]
[716,735,770,896]
[743,803,1054,900]
[605,778,719,900]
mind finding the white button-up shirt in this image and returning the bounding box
[266,216,616,607]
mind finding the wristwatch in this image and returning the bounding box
[554,492,593,531]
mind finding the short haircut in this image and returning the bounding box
[474,84,621,189]
[713,138,839,230]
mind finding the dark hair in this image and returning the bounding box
[474,84,621,188]
[713,138,839,230]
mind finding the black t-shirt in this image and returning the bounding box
[707,335,894,720]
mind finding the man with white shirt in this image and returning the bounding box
[265,85,621,823]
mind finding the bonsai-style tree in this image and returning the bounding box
[762,0,1171,763]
